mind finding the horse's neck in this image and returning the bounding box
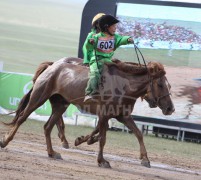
[100,66,149,98]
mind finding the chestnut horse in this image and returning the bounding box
[0,57,174,168]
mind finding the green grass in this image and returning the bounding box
[0,22,78,73]
[0,0,85,74]
[0,115,200,161]
[114,48,201,68]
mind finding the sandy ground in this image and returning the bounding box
[0,129,201,180]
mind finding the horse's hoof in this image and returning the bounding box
[0,139,6,148]
[87,138,94,145]
[141,159,151,168]
[0,141,4,148]
[62,142,69,149]
[98,161,111,168]
[49,152,62,160]
[55,153,62,159]
[74,136,84,146]
[74,138,81,146]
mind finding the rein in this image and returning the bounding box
[133,43,148,70]
[132,41,171,107]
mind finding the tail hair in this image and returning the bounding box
[3,61,54,127]
[2,88,33,127]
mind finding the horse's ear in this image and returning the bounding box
[148,63,155,75]
[148,62,166,78]
[168,83,171,89]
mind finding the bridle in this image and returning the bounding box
[145,76,171,108]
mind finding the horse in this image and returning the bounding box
[0,57,175,168]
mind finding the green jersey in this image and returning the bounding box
[82,29,96,64]
[87,32,131,64]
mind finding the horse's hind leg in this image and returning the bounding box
[44,95,68,159]
[0,91,49,148]
[56,117,69,149]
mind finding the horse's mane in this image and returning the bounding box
[106,59,147,75]
[106,59,166,78]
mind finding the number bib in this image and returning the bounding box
[97,37,115,53]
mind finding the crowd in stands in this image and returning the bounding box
[117,16,201,44]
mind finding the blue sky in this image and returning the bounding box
[116,3,201,23]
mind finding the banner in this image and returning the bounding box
[0,72,79,117]
[0,72,52,115]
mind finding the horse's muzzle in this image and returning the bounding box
[162,106,175,115]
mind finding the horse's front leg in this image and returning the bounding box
[75,121,110,146]
[97,117,111,168]
[116,115,151,168]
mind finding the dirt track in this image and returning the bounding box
[0,130,201,180]
[0,66,200,180]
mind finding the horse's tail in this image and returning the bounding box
[32,61,54,83]
[3,61,54,127]
[2,88,33,127]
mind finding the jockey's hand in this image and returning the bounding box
[89,38,95,45]
[128,37,134,44]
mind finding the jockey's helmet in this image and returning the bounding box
[99,15,119,32]
[92,13,105,27]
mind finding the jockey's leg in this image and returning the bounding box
[84,61,103,101]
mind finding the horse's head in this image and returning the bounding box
[143,62,175,115]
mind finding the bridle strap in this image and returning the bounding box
[148,77,171,107]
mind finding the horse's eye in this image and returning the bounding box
[158,82,163,88]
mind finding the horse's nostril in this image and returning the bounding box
[167,107,171,111]
[167,106,174,112]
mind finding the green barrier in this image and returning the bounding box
[0,72,32,109]
[0,72,79,117]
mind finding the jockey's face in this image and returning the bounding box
[108,23,117,35]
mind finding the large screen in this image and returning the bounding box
[114,2,201,122]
